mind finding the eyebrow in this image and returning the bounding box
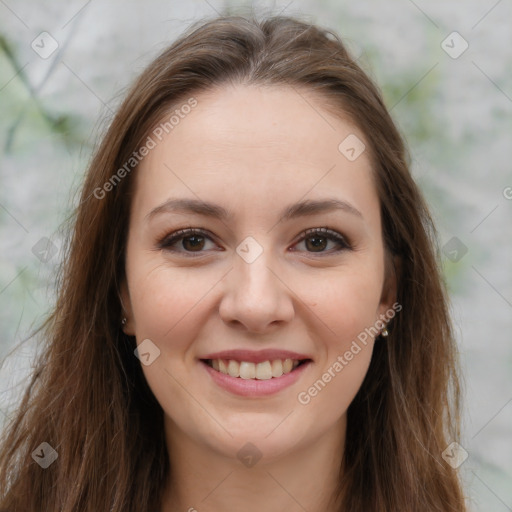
[145,197,364,223]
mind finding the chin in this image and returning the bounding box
[203,414,313,460]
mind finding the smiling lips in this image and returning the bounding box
[205,358,301,379]
[200,349,312,381]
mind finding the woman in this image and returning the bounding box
[0,14,466,511]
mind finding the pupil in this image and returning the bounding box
[183,235,204,251]
[307,236,326,251]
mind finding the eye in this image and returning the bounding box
[291,227,352,254]
[157,226,352,257]
[157,228,219,255]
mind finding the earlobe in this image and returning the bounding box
[119,280,135,336]
[379,254,400,314]
[376,255,400,338]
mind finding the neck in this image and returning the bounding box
[161,417,345,512]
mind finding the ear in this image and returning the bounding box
[378,253,400,316]
[119,279,136,336]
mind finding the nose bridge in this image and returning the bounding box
[235,244,280,306]
[239,252,275,295]
[219,239,294,331]
[235,234,276,291]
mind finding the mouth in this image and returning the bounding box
[200,358,312,380]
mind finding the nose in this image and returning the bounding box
[218,247,295,334]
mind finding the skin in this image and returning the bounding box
[120,84,397,512]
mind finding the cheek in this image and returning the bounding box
[297,305,376,420]
[294,266,381,411]
[127,266,215,407]
[129,266,216,341]
[301,263,384,343]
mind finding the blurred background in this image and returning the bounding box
[0,0,511,509]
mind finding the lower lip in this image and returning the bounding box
[201,360,311,397]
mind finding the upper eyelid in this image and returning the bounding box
[157,228,221,253]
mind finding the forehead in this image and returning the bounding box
[131,84,379,228]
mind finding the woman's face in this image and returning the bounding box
[121,84,396,462]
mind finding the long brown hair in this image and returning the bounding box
[0,14,466,511]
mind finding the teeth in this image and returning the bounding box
[208,358,303,379]
[283,359,293,373]
[239,361,256,379]
[227,360,240,378]
[255,361,272,380]
[271,359,283,377]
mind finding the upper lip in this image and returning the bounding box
[200,349,313,364]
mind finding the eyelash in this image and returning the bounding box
[156,227,352,257]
